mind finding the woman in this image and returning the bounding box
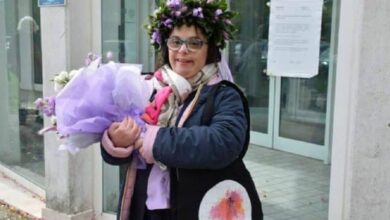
[101,0,263,219]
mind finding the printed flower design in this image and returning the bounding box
[210,190,245,220]
[199,180,251,220]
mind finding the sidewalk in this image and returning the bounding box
[0,201,39,220]
[0,172,44,219]
[0,145,330,220]
[245,145,330,220]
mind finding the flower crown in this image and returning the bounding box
[146,0,238,50]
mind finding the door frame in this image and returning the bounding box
[249,75,276,148]
[272,75,333,161]
[250,74,331,161]
[249,0,338,163]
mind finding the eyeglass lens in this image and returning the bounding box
[167,37,206,51]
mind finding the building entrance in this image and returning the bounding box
[229,0,337,161]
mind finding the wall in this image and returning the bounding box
[0,0,12,163]
[329,0,390,219]
[40,0,96,218]
[348,0,390,219]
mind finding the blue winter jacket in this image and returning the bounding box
[101,82,249,219]
[153,83,247,170]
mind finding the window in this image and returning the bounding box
[101,0,154,213]
[0,0,44,187]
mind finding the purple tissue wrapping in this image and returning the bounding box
[55,59,153,152]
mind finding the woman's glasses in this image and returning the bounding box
[166,36,207,52]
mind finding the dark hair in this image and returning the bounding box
[157,24,221,68]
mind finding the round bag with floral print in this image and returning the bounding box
[198,180,252,220]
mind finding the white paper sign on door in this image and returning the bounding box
[267,0,323,78]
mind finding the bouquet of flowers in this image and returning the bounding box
[34,53,153,153]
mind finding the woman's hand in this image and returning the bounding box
[134,138,143,150]
[108,117,140,148]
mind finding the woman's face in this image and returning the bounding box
[168,25,208,79]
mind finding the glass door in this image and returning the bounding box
[230,0,336,161]
[100,0,154,216]
[229,0,274,147]
[0,0,45,187]
[273,73,330,160]
[273,0,335,160]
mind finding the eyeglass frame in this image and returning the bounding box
[166,36,208,52]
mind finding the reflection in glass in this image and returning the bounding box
[101,0,152,213]
[230,0,270,134]
[101,0,124,212]
[0,0,44,187]
[279,75,328,145]
[101,0,142,64]
[102,163,121,213]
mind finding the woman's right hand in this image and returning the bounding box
[108,117,140,148]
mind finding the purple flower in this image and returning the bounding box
[163,18,173,28]
[180,6,188,13]
[35,96,56,117]
[223,31,229,40]
[106,51,113,60]
[151,29,161,44]
[215,9,223,16]
[174,10,182,17]
[167,0,181,9]
[85,52,98,66]
[193,7,204,18]
[34,98,45,109]
[44,96,56,117]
